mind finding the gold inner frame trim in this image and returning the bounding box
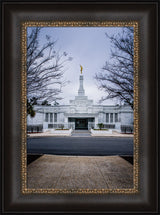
[21,21,139,194]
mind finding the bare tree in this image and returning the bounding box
[27,27,71,106]
[95,27,134,109]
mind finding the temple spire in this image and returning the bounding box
[78,67,85,96]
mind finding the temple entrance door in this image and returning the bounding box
[75,118,88,130]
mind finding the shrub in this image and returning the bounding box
[97,123,104,130]
[59,124,64,130]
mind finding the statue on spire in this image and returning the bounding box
[80,65,83,74]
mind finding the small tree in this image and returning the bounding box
[97,123,104,130]
[60,124,64,130]
[27,99,36,117]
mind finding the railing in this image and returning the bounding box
[88,123,116,129]
[27,125,43,133]
[121,125,133,133]
[48,122,75,129]
[27,123,133,133]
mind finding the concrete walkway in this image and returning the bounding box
[27,155,133,189]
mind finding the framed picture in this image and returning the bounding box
[25,22,136,193]
[2,1,158,213]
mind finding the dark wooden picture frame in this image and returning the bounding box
[2,1,158,213]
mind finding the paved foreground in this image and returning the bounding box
[27,136,133,156]
[27,155,133,189]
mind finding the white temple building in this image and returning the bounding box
[27,72,133,132]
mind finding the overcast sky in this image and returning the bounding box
[28,27,126,105]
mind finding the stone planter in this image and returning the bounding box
[52,128,72,135]
[51,128,73,136]
[91,129,112,136]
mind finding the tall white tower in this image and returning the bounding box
[78,74,85,96]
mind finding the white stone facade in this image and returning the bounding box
[27,74,133,132]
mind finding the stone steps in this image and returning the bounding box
[72,129,91,137]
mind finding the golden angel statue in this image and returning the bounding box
[80,65,83,74]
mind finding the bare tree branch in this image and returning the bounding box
[95,27,134,109]
[27,27,71,105]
